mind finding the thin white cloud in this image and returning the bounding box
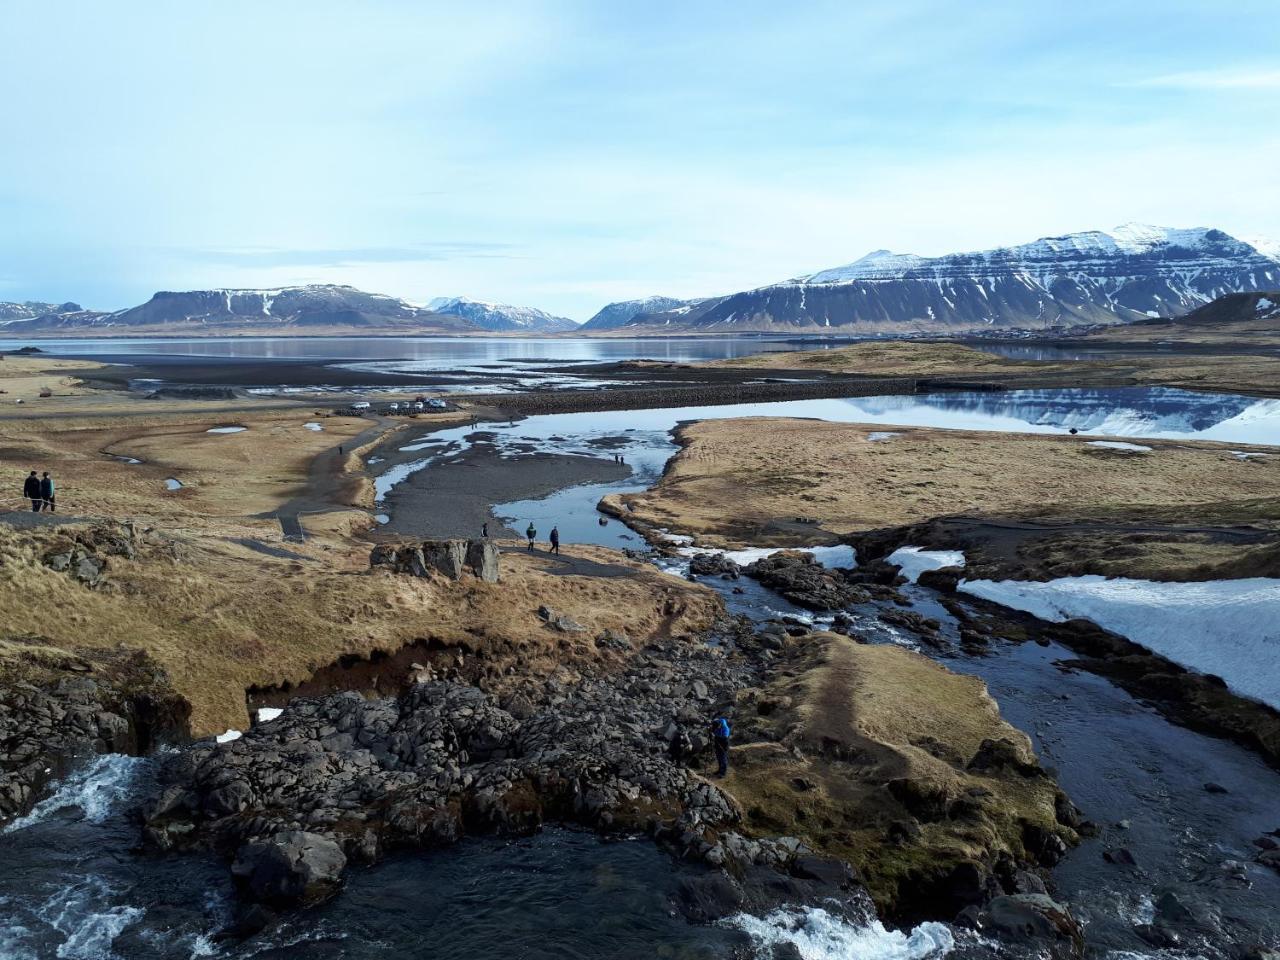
[1129,67,1280,89]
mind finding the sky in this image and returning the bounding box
[2,0,1279,321]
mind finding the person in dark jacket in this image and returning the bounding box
[481,521,489,538]
[39,472,55,513]
[711,715,731,776]
[23,471,42,511]
[526,523,537,551]
[549,526,560,555]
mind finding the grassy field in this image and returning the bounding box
[708,339,1280,397]
[0,360,721,733]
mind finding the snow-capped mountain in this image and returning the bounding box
[604,225,1280,334]
[0,301,83,322]
[580,296,695,330]
[428,296,578,332]
[2,285,476,334]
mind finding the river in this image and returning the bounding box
[3,384,1278,958]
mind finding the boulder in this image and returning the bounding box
[230,831,347,907]
[465,540,500,582]
[422,540,467,579]
[982,894,1084,958]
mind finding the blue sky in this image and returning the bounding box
[2,0,1278,320]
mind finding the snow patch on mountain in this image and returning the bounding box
[429,296,578,332]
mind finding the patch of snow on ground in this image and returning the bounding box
[1086,440,1152,452]
[257,707,284,723]
[206,426,247,434]
[728,906,954,959]
[958,575,1280,709]
[1231,451,1269,460]
[304,422,323,431]
[887,547,967,583]
[867,431,901,442]
[215,729,242,743]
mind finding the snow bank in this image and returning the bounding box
[958,575,1280,708]
[1086,440,1152,452]
[257,707,284,723]
[215,729,242,743]
[728,906,954,959]
[887,547,967,583]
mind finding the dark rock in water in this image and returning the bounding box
[981,894,1084,958]
[688,552,741,580]
[1103,847,1138,867]
[230,831,347,906]
[743,553,869,611]
[917,567,963,593]
[1203,781,1229,794]
[674,873,744,922]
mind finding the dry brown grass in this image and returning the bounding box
[722,633,1066,912]
[606,418,1280,547]
[0,523,720,735]
[709,340,1065,376]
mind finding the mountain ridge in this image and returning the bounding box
[594,224,1280,335]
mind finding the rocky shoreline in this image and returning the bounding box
[133,592,1084,951]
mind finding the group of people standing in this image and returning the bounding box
[21,470,56,512]
[478,520,561,555]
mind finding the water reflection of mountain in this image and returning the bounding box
[842,387,1279,442]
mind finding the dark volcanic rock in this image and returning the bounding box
[231,831,346,906]
[743,553,869,610]
[0,663,189,827]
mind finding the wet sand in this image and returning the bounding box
[376,437,629,540]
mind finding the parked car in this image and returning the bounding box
[426,398,447,409]
[351,401,371,411]
[388,402,400,412]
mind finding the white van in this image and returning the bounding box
[412,402,424,411]
[388,402,400,412]
[351,401,370,411]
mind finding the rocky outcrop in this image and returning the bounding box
[0,663,189,827]
[231,831,347,907]
[742,553,870,610]
[370,538,499,582]
[39,522,140,590]
[143,619,1075,927]
[142,622,791,905]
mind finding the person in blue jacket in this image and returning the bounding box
[711,715,731,776]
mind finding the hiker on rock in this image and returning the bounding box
[481,521,489,538]
[711,715,731,776]
[23,470,42,512]
[549,526,560,555]
[40,472,55,513]
[526,523,537,551]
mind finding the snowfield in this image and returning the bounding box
[887,547,967,583]
[958,575,1280,709]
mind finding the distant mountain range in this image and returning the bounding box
[0,286,576,336]
[427,296,577,332]
[3,225,1278,338]
[582,224,1280,334]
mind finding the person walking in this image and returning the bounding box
[23,470,42,512]
[526,523,537,551]
[549,526,560,555]
[40,472,55,513]
[481,521,489,538]
[711,715,732,777]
